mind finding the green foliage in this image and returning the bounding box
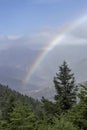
[48,117,79,130]
[66,102,87,130]
[53,61,77,112]
[37,118,50,130]
[41,97,61,116]
[78,83,87,102]
[9,104,37,130]
[65,83,87,130]
[0,84,41,115]
[0,61,87,130]
[0,84,41,130]
[3,95,15,122]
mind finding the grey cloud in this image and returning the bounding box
[2,21,87,52]
[0,21,87,98]
[0,27,60,50]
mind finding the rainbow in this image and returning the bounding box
[22,14,87,85]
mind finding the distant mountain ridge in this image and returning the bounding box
[0,44,87,99]
[0,84,41,113]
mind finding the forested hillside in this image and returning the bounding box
[0,61,87,130]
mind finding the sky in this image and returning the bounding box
[0,0,87,98]
[0,0,87,35]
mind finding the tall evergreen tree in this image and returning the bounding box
[53,61,77,112]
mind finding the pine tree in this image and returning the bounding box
[78,82,87,102]
[53,61,77,112]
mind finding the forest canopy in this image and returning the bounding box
[0,61,87,130]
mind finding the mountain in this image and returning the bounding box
[0,84,41,113]
[25,44,87,99]
[0,46,41,91]
[0,44,87,99]
[73,58,87,82]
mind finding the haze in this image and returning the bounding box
[0,0,87,98]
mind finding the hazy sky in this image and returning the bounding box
[0,0,87,35]
[0,0,87,97]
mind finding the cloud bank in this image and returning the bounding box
[1,19,87,51]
